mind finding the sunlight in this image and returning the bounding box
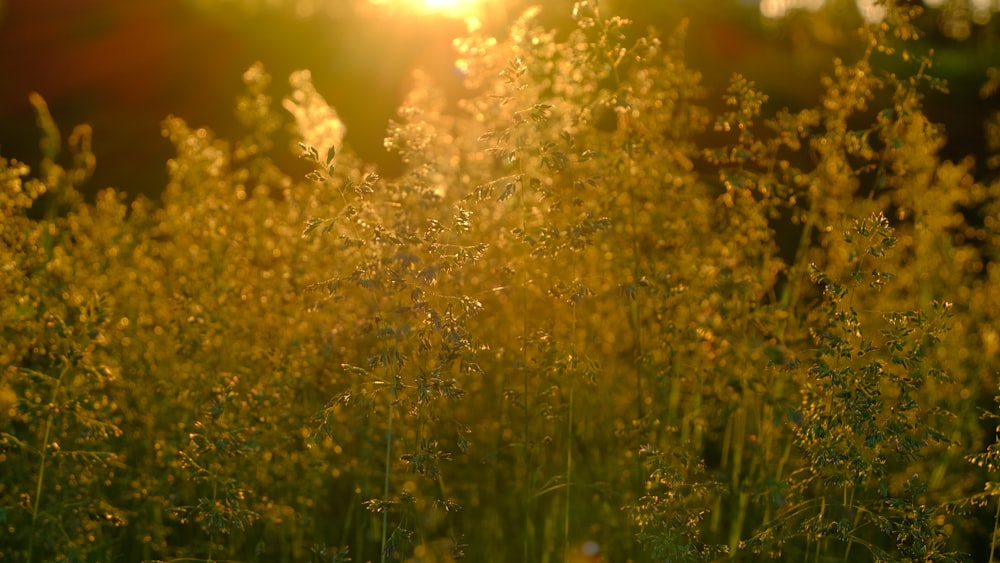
[368,0,486,18]
[759,0,825,19]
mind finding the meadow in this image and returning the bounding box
[2,1,1000,561]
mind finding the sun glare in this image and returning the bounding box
[369,0,485,18]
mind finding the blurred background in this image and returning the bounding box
[0,0,997,199]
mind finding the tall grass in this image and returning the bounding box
[2,1,1000,561]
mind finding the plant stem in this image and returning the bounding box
[564,383,574,558]
[814,496,826,563]
[729,406,747,554]
[381,373,396,563]
[208,478,218,563]
[991,496,1000,563]
[624,163,645,425]
[379,354,399,563]
[28,364,69,563]
[518,169,532,562]
[621,143,647,521]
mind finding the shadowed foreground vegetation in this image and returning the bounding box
[3,2,1000,561]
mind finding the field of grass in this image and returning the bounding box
[3,2,1000,561]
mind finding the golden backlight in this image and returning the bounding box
[369,0,486,18]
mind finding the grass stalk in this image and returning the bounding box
[728,406,748,554]
[564,382,574,558]
[814,496,827,563]
[379,325,401,563]
[380,384,395,563]
[208,479,218,563]
[516,160,534,562]
[621,144,647,528]
[991,497,1000,563]
[27,364,69,563]
[842,487,864,563]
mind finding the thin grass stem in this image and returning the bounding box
[28,364,69,563]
